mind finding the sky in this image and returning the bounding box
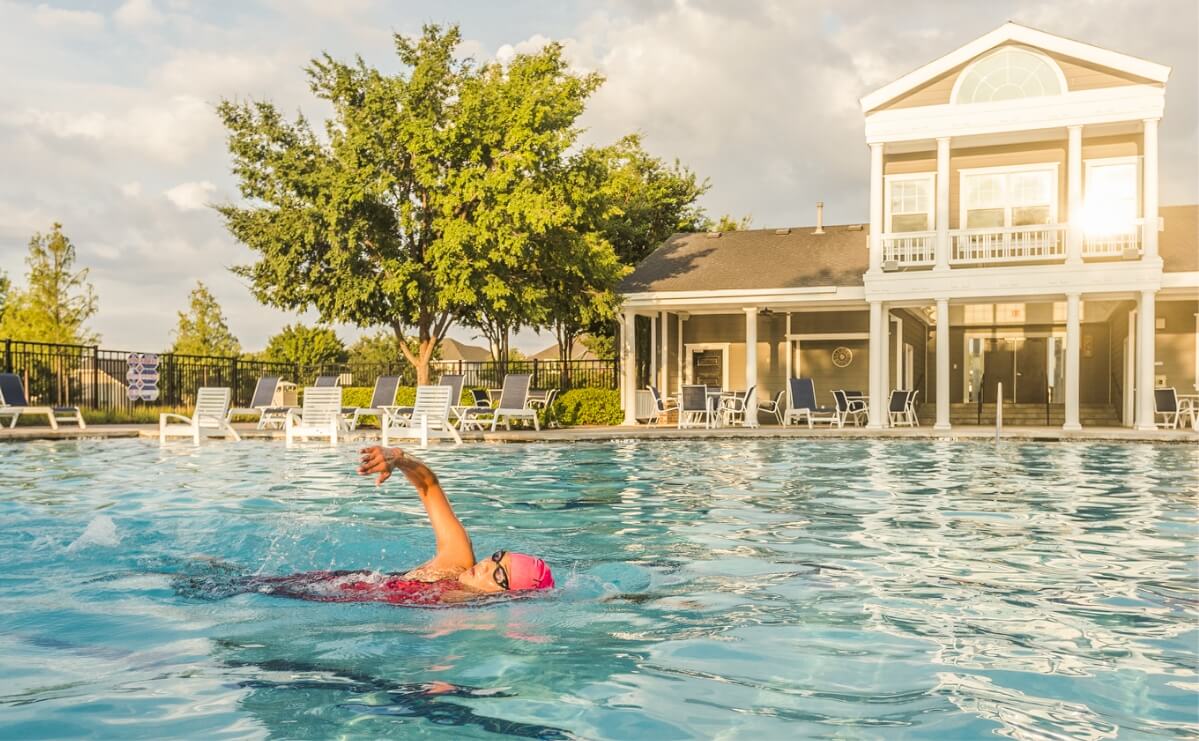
[1,0,1195,353]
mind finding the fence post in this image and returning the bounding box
[231,355,239,406]
[532,358,540,389]
[3,339,10,374]
[91,345,99,410]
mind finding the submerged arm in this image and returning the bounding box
[358,447,476,574]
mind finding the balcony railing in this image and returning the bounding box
[951,224,1067,265]
[1083,219,1143,258]
[881,231,936,268]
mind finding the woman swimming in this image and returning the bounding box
[181,446,554,606]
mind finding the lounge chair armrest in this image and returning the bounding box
[159,413,192,425]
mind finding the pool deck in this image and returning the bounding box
[1,423,1195,444]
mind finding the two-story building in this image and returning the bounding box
[617,23,1198,430]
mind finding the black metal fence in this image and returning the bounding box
[1,339,618,415]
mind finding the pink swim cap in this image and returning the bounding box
[505,553,555,591]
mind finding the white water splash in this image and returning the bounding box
[66,515,120,553]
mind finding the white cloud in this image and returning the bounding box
[153,49,286,98]
[495,34,553,64]
[114,0,162,28]
[32,3,104,30]
[164,180,216,211]
[120,181,143,198]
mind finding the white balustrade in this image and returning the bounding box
[950,224,1067,265]
[1083,220,1143,258]
[881,231,936,268]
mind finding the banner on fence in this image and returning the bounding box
[126,353,160,401]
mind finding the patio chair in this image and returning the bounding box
[1154,388,1180,429]
[457,388,494,431]
[833,389,869,427]
[678,384,713,429]
[757,389,786,425]
[646,385,678,426]
[313,375,340,388]
[0,372,86,430]
[284,386,344,445]
[345,375,401,430]
[720,385,756,427]
[906,389,921,426]
[784,378,837,427]
[382,385,463,448]
[527,388,560,428]
[227,376,292,430]
[887,390,915,427]
[490,374,538,431]
[159,387,240,444]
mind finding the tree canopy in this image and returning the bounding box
[262,323,346,367]
[169,282,241,356]
[0,223,99,345]
[218,24,711,380]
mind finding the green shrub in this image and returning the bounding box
[553,388,622,426]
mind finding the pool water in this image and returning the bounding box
[1,438,1196,739]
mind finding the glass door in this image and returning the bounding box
[965,334,1016,403]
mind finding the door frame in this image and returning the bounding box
[963,328,1065,403]
[684,342,730,388]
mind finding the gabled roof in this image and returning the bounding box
[619,224,868,294]
[440,337,492,362]
[860,22,1171,113]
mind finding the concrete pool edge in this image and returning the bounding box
[1,424,1195,444]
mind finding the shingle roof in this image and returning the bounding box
[618,223,869,293]
[1161,205,1198,273]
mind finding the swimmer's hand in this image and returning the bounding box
[358,446,400,485]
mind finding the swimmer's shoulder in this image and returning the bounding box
[401,563,466,583]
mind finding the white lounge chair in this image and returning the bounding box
[1154,388,1181,429]
[888,389,916,427]
[382,385,462,447]
[646,385,678,426]
[159,387,240,444]
[489,374,538,431]
[0,372,86,430]
[720,385,756,427]
[313,375,340,387]
[757,389,786,425]
[285,386,344,445]
[228,376,292,429]
[345,375,401,430]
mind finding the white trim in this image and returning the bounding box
[786,332,870,341]
[622,287,865,310]
[683,342,730,389]
[892,315,904,389]
[624,286,839,301]
[949,46,1069,104]
[860,22,1170,112]
[959,163,1059,230]
[864,85,1166,144]
[677,314,684,395]
[1160,272,1199,291]
[884,172,936,233]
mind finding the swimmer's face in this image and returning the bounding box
[457,551,510,593]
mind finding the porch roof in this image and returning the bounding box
[619,223,868,294]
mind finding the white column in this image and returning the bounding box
[1135,290,1157,430]
[869,143,884,273]
[649,311,657,389]
[1063,292,1082,430]
[677,314,685,393]
[660,311,669,392]
[1124,308,1136,426]
[622,308,638,425]
[1143,118,1160,259]
[743,307,758,426]
[1066,125,1083,265]
[868,301,884,428]
[880,303,890,425]
[935,299,951,430]
[935,137,951,270]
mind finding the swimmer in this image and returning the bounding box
[180,446,554,606]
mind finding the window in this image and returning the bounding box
[962,167,1056,229]
[886,174,933,232]
[953,47,1065,104]
[1083,158,1139,235]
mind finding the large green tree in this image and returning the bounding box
[347,330,430,368]
[218,25,608,384]
[0,223,99,344]
[262,323,346,367]
[170,281,241,356]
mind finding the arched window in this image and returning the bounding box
[953,47,1066,104]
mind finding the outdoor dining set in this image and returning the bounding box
[645,377,921,429]
[154,372,557,446]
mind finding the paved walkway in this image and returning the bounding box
[1,423,1195,444]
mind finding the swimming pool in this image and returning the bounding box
[1,438,1195,739]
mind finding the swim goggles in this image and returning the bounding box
[490,550,509,590]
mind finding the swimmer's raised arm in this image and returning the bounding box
[358,446,476,574]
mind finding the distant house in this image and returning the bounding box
[617,22,1197,431]
[439,338,493,362]
[531,339,596,361]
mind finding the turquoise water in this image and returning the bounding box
[1,438,1196,739]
